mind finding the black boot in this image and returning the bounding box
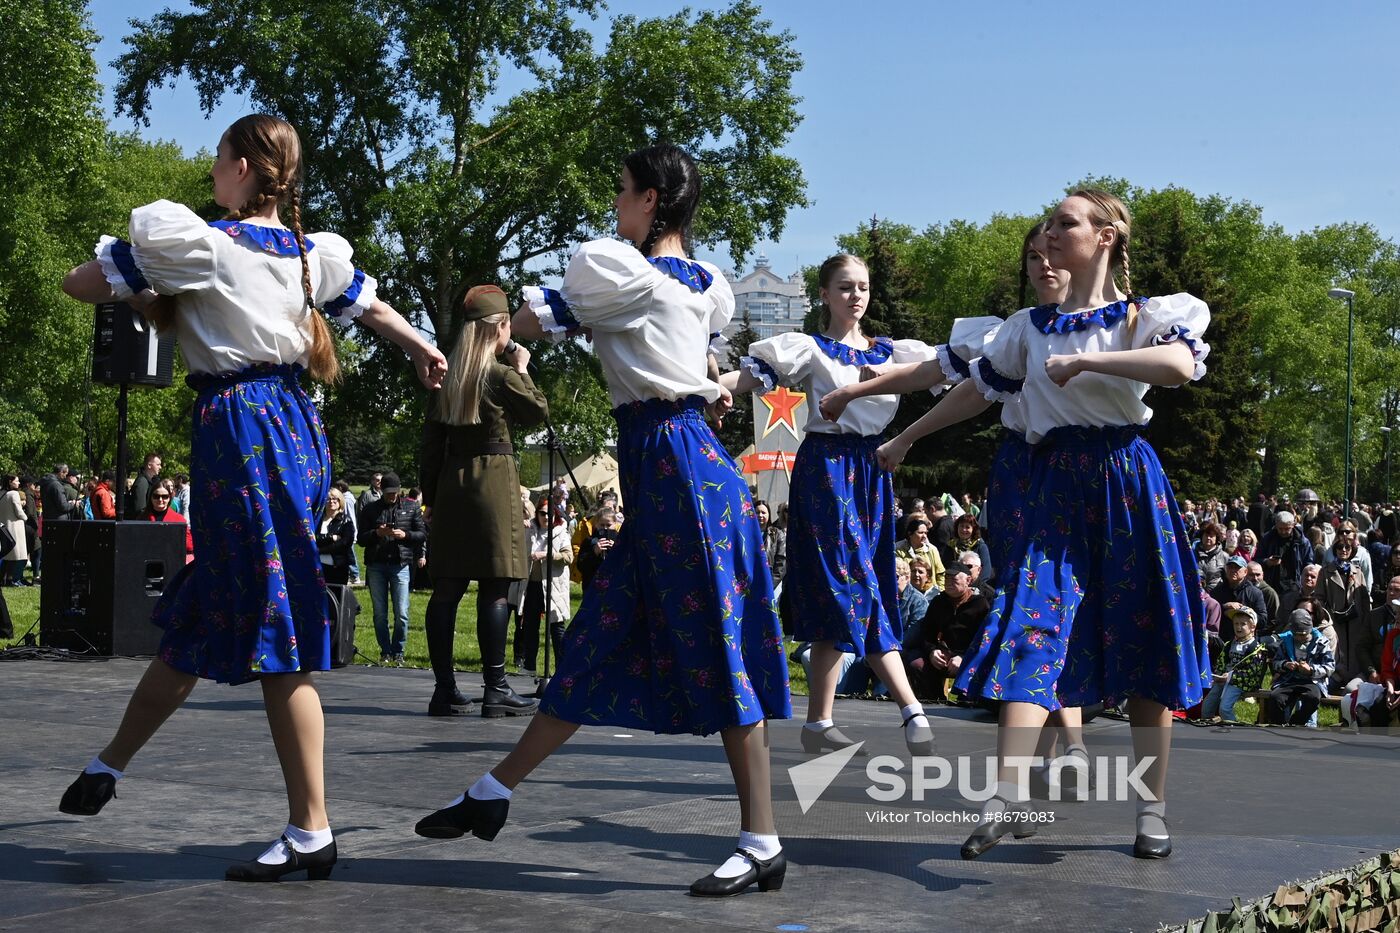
[425,579,470,716]
[478,586,539,718]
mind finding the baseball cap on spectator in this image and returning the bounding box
[1225,555,1248,569]
[1288,609,1314,635]
[1224,604,1257,626]
[945,562,973,578]
[381,472,402,493]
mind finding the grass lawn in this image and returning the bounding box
[0,548,814,694]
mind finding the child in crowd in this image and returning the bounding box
[1200,604,1269,723]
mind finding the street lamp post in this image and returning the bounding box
[1330,288,1356,518]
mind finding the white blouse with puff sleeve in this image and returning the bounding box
[742,332,938,436]
[94,199,376,375]
[956,294,1211,444]
[522,238,733,407]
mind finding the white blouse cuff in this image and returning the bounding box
[522,286,576,343]
[969,357,1020,402]
[935,343,970,385]
[1153,326,1211,382]
[95,235,146,300]
[324,270,377,321]
[740,356,778,395]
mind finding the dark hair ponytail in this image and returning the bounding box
[622,143,701,257]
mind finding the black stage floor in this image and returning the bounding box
[1,658,1396,932]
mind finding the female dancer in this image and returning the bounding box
[820,222,1098,796]
[873,191,1210,859]
[719,254,936,758]
[57,114,447,880]
[420,284,548,718]
[415,144,792,897]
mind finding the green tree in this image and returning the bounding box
[113,0,809,464]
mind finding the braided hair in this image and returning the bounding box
[622,144,701,257]
[1069,188,1136,333]
[223,115,340,382]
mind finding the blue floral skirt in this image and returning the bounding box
[785,432,901,656]
[985,428,1031,583]
[954,425,1209,710]
[154,365,332,685]
[539,397,791,736]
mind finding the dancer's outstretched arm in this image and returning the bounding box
[1046,342,1195,387]
[819,358,949,422]
[359,300,447,390]
[877,380,992,471]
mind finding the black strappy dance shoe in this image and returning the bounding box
[414,793,509,841]
[59,771,117,816]
[689,849,786,897]
[225,837,337,882]
[960,809,1038,860]
[1133,819,1172,859]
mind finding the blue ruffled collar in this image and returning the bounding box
[647,255,712,293]
[209,220,315,256]
[812,332,894,366]
[1030,298,1142,335]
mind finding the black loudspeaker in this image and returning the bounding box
[40,520,188,656]
[92,301,175,388]
[326,583,359,668]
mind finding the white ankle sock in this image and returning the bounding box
[85,756,123,780]
[257,824,333,864]
[1136,800,1168,839]
[467,772,512,801]
[804,719,834,731]
[900,703,928,729]
[713,831,782,878]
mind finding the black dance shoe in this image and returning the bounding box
[1133,826,1172,859]
[414,793,509,841]
[960,809,1038,860]
[799,724,866,755]
[225,837,337,882]
[59,771,117,816]
[481,684,538,719]
[689,849,786,897]
[902,714,934,757]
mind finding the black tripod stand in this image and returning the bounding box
[530,412,592,698]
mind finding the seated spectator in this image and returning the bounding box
[144,484,193,561]
[1373,624,1400,726]
[909,562,990,703]
[1201,604,1269,723]
[1263,609,1336,726]
[908,556,939,598]
[943,513,993,584]
[897,517,947,589]
[1195,522,1228,592]
[1211,555,1268,627]
[894,557,930,662]
[1246,560,1280,632]
[955,549,996,602]
[1375,546,1400,606]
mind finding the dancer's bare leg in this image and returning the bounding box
[490,713,581,789]
[721,721,775,834]
[805,640,844,723]
[1126,697,1170,803]
[865,649,919,709]
[261,672,328,830]
[997,700,1051,786]
[98,659,198,770]
[1054,706,1085,752]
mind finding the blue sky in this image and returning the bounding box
[90,1,1400,278]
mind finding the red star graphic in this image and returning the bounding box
[760,385,806,440]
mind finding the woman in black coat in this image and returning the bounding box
[315,495,355,586]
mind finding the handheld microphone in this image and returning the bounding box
[503,339,519,354]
